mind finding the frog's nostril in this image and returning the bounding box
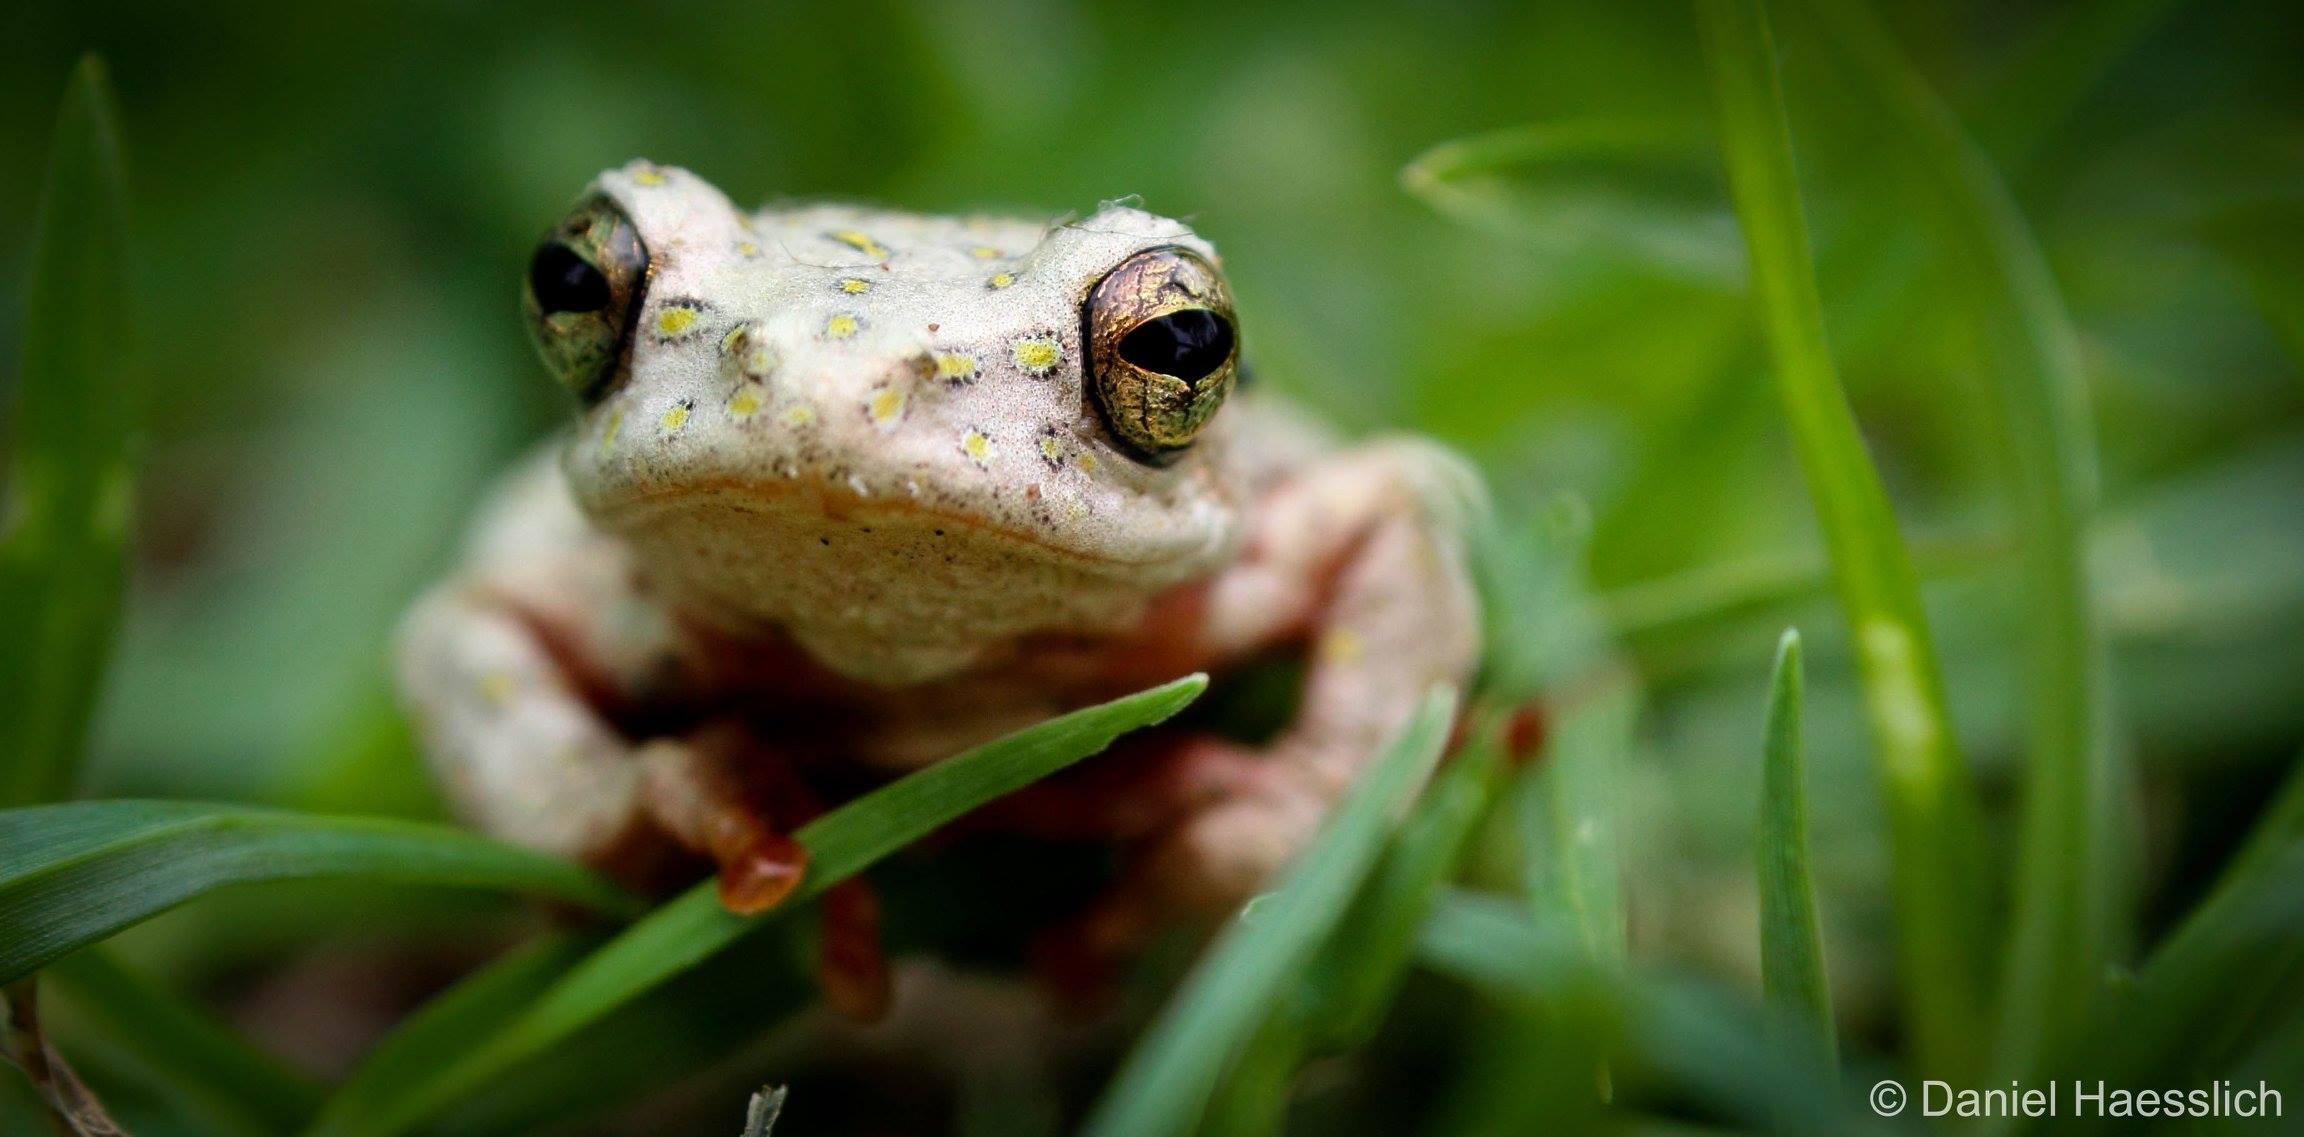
[530,243,611,314]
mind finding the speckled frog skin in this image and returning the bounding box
[398,161,1482,1015]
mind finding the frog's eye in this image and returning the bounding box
[523,196,648,401]
[1084,246,1239,462]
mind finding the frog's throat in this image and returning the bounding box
[580,478,1229,685]
[585,474,1229,572]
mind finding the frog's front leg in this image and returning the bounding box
[1076,439,1484,952]
[396,585,811,912]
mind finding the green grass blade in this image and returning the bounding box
[1311,718,1507,1047]
[1400,119,1739,282]
[45,948,324,1137]
[1795,0,2117,1082]
[0,56,135,808]
[1416,895,1866,1136]
[308,674,1207,1137]
[1198,716,1509,1136]
[1757,630,1835,1068]
[305,933,595,1135]
[1413,888,1583,1006]
[1600,531,2006,658]
[2209,755,2304,893]
[427,940,807,1137]
[2202,198,2304,369]
[2075,833,2304,1125]
[1525,679,1635,968]
[1966,0,2184,166]
[1081,686,1457,1137]
[1694,0,1990,1080]
[2113,757,2304,1053]
[0,802,640,982]
[1477,509,1631,972]
[1196,1011,1309,1137]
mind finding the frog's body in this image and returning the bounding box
[398,162,1482,1016]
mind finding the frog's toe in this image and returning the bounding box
[818,879,892,1022]
[711,824,809,915]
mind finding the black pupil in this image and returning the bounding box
[529,243,610,314]
[1118,309,1234,382]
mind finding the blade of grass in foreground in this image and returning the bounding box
[1082,686,1457,1137]
[1695,0,1989,1081]
[1198,714,1509,1137]
[0,56,133,809]
[1757,630,1835,1069]
[1795,0,2116,1083]
[425,938,807,1137]
[2084,756,2304,1096]
[1415,893,1864,1136]
[303,933,596,1135]
[0,802,640,982]
[1312,715,1508,1047]
[1480,509,1630,970]
[1525,678,1635,969]
[44,948,324,1137]
[308,674,1207,1137]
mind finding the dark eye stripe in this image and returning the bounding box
[1118,309,1235,382]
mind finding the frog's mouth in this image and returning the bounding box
[590,479,1227,683]
[594,474,1203,570]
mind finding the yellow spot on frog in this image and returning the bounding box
[633,167,668,186]
[723,326,775,375]
[867,387,907,427]
[986,271,1017,289]
[735,241,762,257]
[961,428,996,465]
[1039,434,1065,466]
[1319,629,1365,665]
[968,245,1003,260]
[836,277,873,295]
[656,307,699,337]
[660,402,691,432]
[598,406,624,456]
[1076,452,1099,474]
[782,403,818,427]
[1012,337,1062,374]
[825,312,862,339]
[933,352,978,382]
[476,669,516,708]
[728,389,763,419]
[829,229,890,260]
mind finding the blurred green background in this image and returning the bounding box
[4,0,2302,1132]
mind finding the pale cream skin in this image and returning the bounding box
[397,162,1482,1008]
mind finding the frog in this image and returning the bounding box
[396,160,1483,1019]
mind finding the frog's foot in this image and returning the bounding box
[697,806,810,915]
[819,878,891,1021]
[639,728,893,1019]
[640,730,813,915]
[1031,437,1487,988]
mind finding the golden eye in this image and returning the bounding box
[523,196,648,401]
[1084,246,1238,462]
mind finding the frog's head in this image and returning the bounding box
[522,162,1246,679]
